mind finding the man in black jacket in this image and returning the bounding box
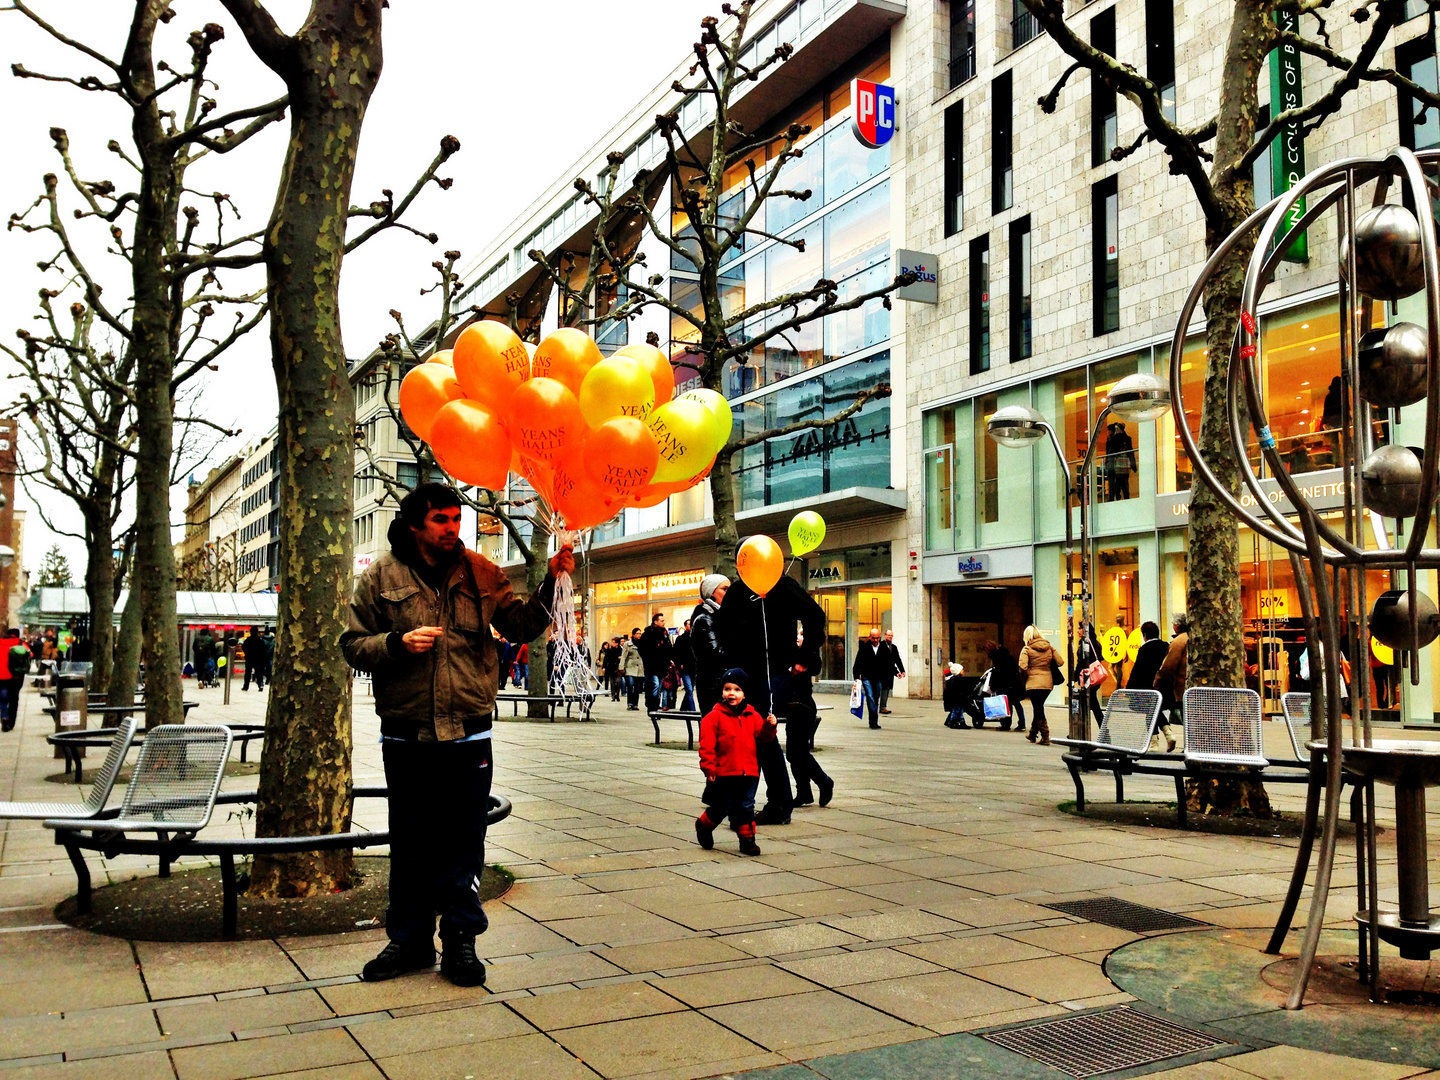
[853,628,889,728]
[717,574,827,823]
[1126,620,1175,751]
[637,614,672,711]
[876,629,906,714]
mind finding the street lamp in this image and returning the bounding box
[986,372,1171,738]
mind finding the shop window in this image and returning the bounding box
[1092,175,1119,335]
[969,234,990,374]
[1009,215,1032,361]
[1090,9,1117,166]
[825,351,891,489]
[924,409,957,552]
[1092,546,1139,694]
[949,0,975,87]
[1062,355,1142,503]
[976,392,999,524]
[992,73,1013,212]
[944,101,964,237]
[1397,34,1439,151]
[1146,0,1176,121]
[824,181,890,282]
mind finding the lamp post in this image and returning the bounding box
[987,371,1170,739]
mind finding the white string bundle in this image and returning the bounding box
[546,530,599,709]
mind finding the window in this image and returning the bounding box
[1012,0,1039,50]
[992,73,1013,212]
[943,101,964,237]
[396,462,419,490]
[1254,104,1273,207]
[975,393,999,524]
[1146,0,1176,121]
[969,234,990,374]
[1397,34,1438,151]
[923,409,957,551]
[949,0,975,86]
[1009,216,1032,361]
[1090,9,1117,166]
[1092,176,1119,335]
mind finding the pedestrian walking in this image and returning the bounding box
[693,668,776,857]
[942,662,969,728]
[620,628,645,710]
[852,628,889,729]
[495,636,512,690]
[982,640,1026,732]
[513,642,529,689]
[775,663,832,808]
[673,619,697,711]
[689,575,729,712]
[716,574,823,825]
[877,629,905,714]
[600,637,622,698]
[1126,620,1175,751]
[241,626,269,691]
[638,614,672,710]
[1154,612,1189,730]
[1018,625,1057,745]
[341,482,573,988]
[0,629,28,732]
[192,629,217,687]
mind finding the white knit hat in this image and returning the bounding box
[699,574,730,600]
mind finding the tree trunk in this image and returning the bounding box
[525,548,551,719]
[108,584,142,707]
[247,2,384,898]
[711,445,739,579]
[82,520,116,694]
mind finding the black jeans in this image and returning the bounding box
[786,710,830,801]
[1027,688,1052,738]
[382,737,493,949]
[626,675,642,709]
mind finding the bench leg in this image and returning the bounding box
[687,721,694,752]
[64,840,92,914]
[1174,775,1188,828]
[651,716,661,745]
[219,853,238,938]
[240,740,248,764]
[1115,772,1125,804]
[1067,760,1086,813]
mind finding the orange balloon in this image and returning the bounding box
[736,534,784,597]
[552,458,616,530]
[453,321,530,412]
[515,452,555,505]
[508,377,586,465]
[584,417,659,496]
[427,349,454,366]
[616,342,675,405]
[398,364,463,443]
[531,328,602,396]
[629,485,673,509]
[428,399,511,490]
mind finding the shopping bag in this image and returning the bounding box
[849,679,864,719]
[982,694,1010,721]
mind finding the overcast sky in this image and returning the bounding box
[0,0,713,578]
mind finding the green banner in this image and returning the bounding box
[1269,10,1308,261]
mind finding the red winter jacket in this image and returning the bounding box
[698,701,775,780]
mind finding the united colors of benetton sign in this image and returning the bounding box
[850,79,896,148]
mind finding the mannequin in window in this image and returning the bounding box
[1103,422,1136,501]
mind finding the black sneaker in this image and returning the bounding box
[361,941,435,982]
[440,937,487,987]
[739,837,761,856]
[695,818,714,850]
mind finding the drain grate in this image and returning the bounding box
[1043,897,1209,933]
[981,1005,1228,1077]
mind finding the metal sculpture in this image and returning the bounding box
[1169,147,1440,1008]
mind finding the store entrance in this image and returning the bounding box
[946,583,1032,686]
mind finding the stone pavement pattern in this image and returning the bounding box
[0,680,1435,1080]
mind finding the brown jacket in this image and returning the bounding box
[1155,632,1188,702]
[1018,637,1057,692]
[341,546,555,740]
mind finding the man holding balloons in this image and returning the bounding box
[342,483,575,988]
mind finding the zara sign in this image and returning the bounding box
[850,79,896,149]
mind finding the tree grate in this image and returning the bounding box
[1043,897,1209,933]
[980,1005,1229,1078]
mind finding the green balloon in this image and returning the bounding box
[788,510,826,556]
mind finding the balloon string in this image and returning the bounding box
[759,594,772,715]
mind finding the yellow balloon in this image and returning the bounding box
[647,399,716,483]
[578,355,655,427]
[677,388,734,455]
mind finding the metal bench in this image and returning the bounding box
[495,692,592,721]
[0,719,138,820]
[1281,691,1312,761]
[648,709,703,749]
[49,722,264,785]
[1055,689,1163,758]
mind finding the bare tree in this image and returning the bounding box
[5,2,282,737]
[1023,0,1440,814]
[219,0,458,898]
[515,1,914,578]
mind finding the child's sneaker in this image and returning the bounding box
[695,818,714,850]
[738,836,761,856]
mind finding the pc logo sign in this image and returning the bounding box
[850,79,896,149]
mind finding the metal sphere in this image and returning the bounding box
[1370,589,1440,650]
[1360,444,1423,518]
[1342,204,1426,301]
[1357,322,1429,408]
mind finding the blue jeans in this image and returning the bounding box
[680,674,695,712]
[861,679,882,724]
[647,674,663,710]
[0,680,12,731]
[515,662,527,689]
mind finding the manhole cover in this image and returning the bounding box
[981,1005,1229,1077]
[1043,897,1208,933]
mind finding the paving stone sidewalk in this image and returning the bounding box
[0,680,1434,1080]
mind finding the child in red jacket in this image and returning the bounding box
[695,667,777,856]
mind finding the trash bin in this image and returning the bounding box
[54,674,88,760]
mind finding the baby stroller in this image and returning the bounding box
[967,667,1017,730]
[197,658,220,689]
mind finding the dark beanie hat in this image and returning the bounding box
[719,667,749,695]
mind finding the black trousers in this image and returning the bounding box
[382,737,492,949]
[786,711,830,801]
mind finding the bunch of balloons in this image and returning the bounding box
[397,322,733,530]
[734,511,829,597]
